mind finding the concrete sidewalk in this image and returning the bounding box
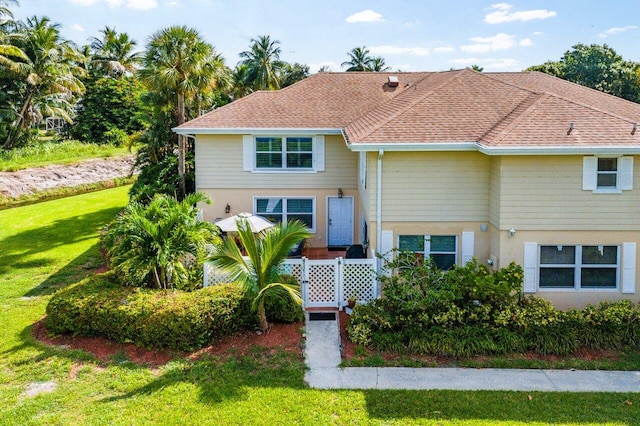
[303,314,640,392]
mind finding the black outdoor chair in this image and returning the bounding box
[345,244,366,259]
[289,239,305,258]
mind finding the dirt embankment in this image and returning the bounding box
[0,155,137,199]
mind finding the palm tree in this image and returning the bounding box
[209,219,310,331]
[230,63,253,99]
[3,16,85,149]
[89,26,141,77]
[103,192,218,289]
[370,56,390,72]
[139,25,225,197]
[238,35,283,90]
[341,46,374,71]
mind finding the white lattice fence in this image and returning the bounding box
[203,262,234,287]
[306,260,339,307]
[341,259,376,305]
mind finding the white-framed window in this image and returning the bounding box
[254,197,315,232]
[583,156,633,193]
[243,135,324,172]
[398,235,458,270]
[538,245,619,290]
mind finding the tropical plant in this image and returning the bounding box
[341,46,374,71]
[88,26,141,77]
[2,16,85,149]
[102,192,219,289]
[238,35,284,90]
[370,56,390,72]
[139,25,226,197]
[279,62,310,88]
[208,219,310,331]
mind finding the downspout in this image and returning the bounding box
[376,149,384,282]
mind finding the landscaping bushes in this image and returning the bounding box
[348,253,640,356]
[46,272,253,351]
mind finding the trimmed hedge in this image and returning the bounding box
[46,272,254,351]
[348,255,640,356]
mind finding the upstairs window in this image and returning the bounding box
[583,156,633,193]
[244,135,324,172]
[255,136,313,170]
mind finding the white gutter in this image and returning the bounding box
[347,141,640,155]
[376,148,384,278]
[173,127,343,136]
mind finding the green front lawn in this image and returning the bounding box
[0,187,638,425]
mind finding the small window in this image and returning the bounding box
[539,245,618,290]
[398,234,458,270]
[597,158,617,189]
[255,197,315,231]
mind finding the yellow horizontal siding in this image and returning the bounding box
[195,134,358,189]
[489,157,501,228]
[499,155,640,230]
[381,152,490,222]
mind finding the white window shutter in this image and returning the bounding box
[620,156,634,190]
[523,242,538,293]
[379,230,394,275]
[242,135,253,171]
[424,235,431,257]
[622,242,636,294]
[461,231,475,265]
[314,135,325,171]
[582,157,597,190]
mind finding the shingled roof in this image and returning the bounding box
[176,69,640,150]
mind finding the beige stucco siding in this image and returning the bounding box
[380,152,490,222]
[194,134,358,189]
[498,155,640,230]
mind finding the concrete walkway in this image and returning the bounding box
[303,314,640,392]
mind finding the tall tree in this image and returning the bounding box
[209,219,310,331]
[370,56,390,72]
[89,26,141,77]
[279,62,309,88]
[526,44,640,103]
[238,35,283,90]
[3,16,85,149]
[139,25,225,197]
[341,46,374,71]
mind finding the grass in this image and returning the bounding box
[0,139,132,172]
[0,187,638,425]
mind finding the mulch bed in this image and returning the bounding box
[33,318,304,367]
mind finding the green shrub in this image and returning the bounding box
[46,272,253,351]
[264,275,304,323]
[101,128,129,147]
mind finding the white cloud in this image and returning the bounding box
[71,23,85,32]
[346,10,384,23]
[519,38,533,47]
[532,31,543,36]
[433,46,455,53]
[370,45,429,56]
[484,3,556,24]
[598,25,637,38]
[460,33,516,52]
[67,0,157,9]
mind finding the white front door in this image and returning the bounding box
[327,197,353,247]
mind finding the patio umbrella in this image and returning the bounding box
[214,212,275,233]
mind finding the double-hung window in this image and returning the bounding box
[539,245,619,289]
[255,197,315,231]
[582,156,633,193]
[398,235,458,270]
[255,136,313,170]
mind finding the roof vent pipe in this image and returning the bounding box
[388,76,399,87]
[567,122,574,135]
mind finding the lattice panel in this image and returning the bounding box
[307,263,337,303]
[342,261,376,304]
[203,262,234,287]
[277,262,304,284]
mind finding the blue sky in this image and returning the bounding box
[12,0,640,72]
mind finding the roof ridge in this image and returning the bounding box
[479,92,547,145]
[345,70,467,140]
[484,71,640,123]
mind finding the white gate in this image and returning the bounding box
[203,257,378,309]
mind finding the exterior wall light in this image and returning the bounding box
[508,228,516,238]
